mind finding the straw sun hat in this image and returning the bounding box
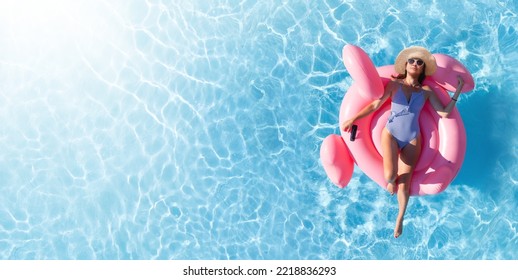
[394,46,437,76]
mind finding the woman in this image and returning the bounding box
[341,46,465,238]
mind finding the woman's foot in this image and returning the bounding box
[387,181,396,195]
[394,218,403,238]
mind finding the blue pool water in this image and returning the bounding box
[0,0,516,259]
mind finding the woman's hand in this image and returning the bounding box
[341,119,355,132]
[456,75,465,91]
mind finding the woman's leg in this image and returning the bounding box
[394,135,421,238]
[381,128,399,195]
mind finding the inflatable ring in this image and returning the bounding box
[320,45,474,196]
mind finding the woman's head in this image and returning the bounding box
[394,46,437,77]
[392,63,427,84]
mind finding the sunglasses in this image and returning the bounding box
[407,58,424,66]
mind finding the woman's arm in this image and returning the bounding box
[341,81,395,131]
[426,75,464,118]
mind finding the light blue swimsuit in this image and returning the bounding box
[386,84,426,149]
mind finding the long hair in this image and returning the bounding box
[391,64,427,84]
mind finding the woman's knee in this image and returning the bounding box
[397,174,412,194]
[398,182,410,195]
[383,165,397,182]
[385,170,397,182]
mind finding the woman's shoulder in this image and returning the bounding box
[421,84,432,91]
[391,78,404,85]
[387,79,402,90]
[420,85,435,98]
